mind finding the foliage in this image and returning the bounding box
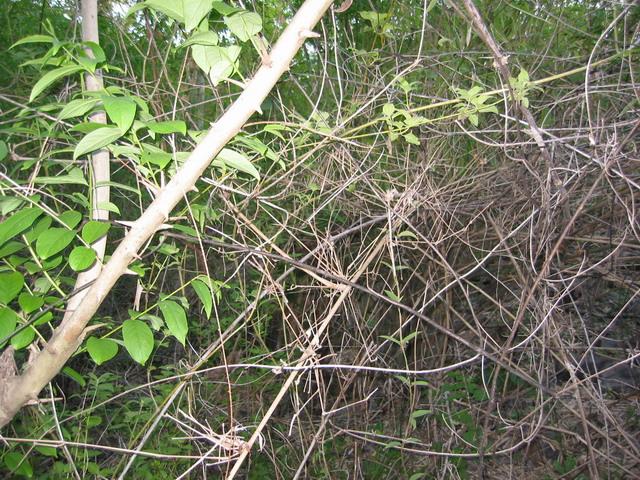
[1,0,639,478]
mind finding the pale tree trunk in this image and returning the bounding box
[0,0,335,428]
[64,0,111,329]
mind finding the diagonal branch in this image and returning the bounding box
[0,0,336,429]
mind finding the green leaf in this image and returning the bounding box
[97,201,120,215]
[182,31,219,48]
[144,0,184,21]
[0,307,18,345]
[10,34,55,49]
[191,278,212,318]
[158,300,188,345]
[122,319,154,364]
[34,446,58,457]
[11,325,36,350]
[33,167,88,186]
[29,65,84,103]
[58,98,100,120]
[146,120,187,135]
[86,336,118,365]
[73,126,124,160]
[18,293,44,314]
[35,228,76,260]
[411,409,431,419]
[191,45,240,84]
[384,290,402,302]
[58,210,82,229]
[0,140,8,161]
[211,1,239,15]
[184,0,213,31]
[3,452,33,478]
[82,221,110,244]
[0,272,24,304]
[140,150,172,168]
[214,148,260,180]
[224,11,262,42]
[103,96,137,132]
[69,246,97,271]
[382,103,395,116]
[0,207,43,248]
[62,366,86,387]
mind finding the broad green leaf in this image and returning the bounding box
[184,0,213,31]
[10,34,55,49]
[382,103,395,116]
[35,228,76,260]
[69,246,97,271]
[103,96,136,132]
[33,167,88,186]
[23,216,52,245]
[140,150,172,168]
[0,307,18,345]
[58,98,99,120]
[122,319,154,364]
[73,126,124,160]
[11,325,36,350]
[146,120,187,135]
[0,272,25,304]
[211,1,238,15]
[191,44,240,83]
[214,148,260,180]
[29,64,84,102]
[58,210,82,229]
[224,11,262,42]
[0,207,43,248]
[191,278,212,318]
[97,201,120,215]
[34,446,58,458]
[182,31,219,48]
[144,0,184,21]
[3,452,33,478]
[82,221,110,244]
[158,300,188,345]
[0,140,7,161]
[18,293,44,314]
[86,336,118,365]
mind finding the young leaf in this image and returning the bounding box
[35,228,76,260]
[33,167,88,186]
[0,207,43,248]
[0,271,24,304]
[69,246,97,271]
[29,64,84,102]
[224,11,262,42]
[146,120,187,135]
[103,96,137,132]
[3,452,33,478]
[10,34,55,49]
[73,126,124,160]
[86,336,118,365]
[184,0,213,31]
[18,293,44,314]
[11,325,36,350]
[214,148,260,180]
[158,300,188,345]
[58,210,82,229]
[122,319,154,364]
[62,366,86,387]
[144,0,184,22]
[81,221,110,244]
[182,31,219,48]
[191,278,213,318]
[58,98,100,120]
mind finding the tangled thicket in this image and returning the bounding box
[1,0,639,478]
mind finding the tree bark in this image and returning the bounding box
[0,0,335,428]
